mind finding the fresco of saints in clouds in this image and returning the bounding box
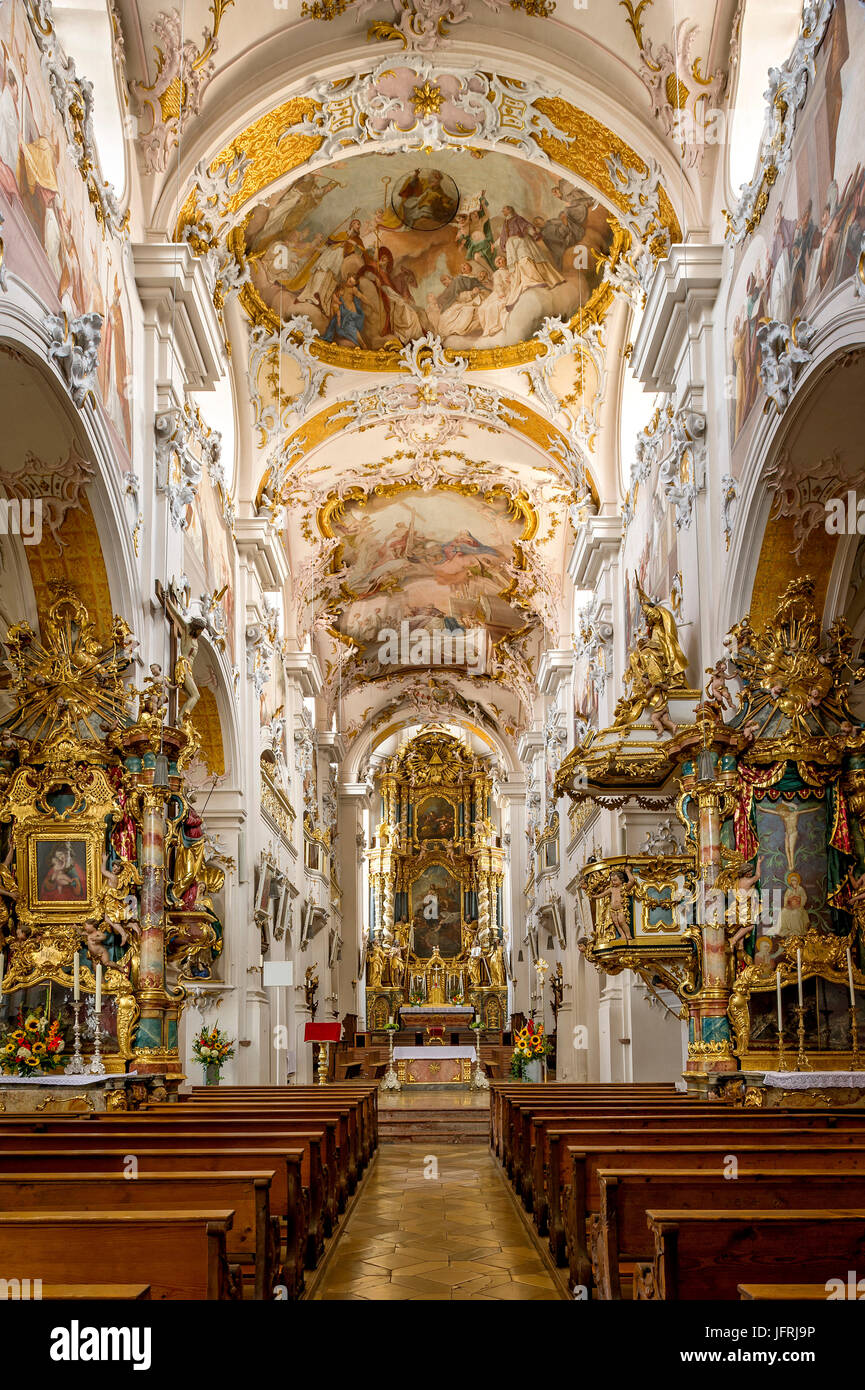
[243,150,614,351]
[330,489,529,674]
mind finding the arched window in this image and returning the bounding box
[727,0,803,194]
[52,0,128,196]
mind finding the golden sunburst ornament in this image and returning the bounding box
[411,81,443,117]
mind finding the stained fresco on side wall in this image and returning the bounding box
[727,0,865,462]
[0,7,134,460]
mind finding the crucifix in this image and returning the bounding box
[154,579,204,727]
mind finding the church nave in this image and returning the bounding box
[310,1135,564,1302]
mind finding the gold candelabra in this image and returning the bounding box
[774,1026,789,1072]
[793,1005,811,1072]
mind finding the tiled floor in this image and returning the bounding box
[311,1143,565,1301]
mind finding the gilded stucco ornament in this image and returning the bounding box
[756,319,815,414]
[130,1,235,175]
[724,0,837,243]
[248,318,333,442]
[45,313,103,410]
[620,1,726,172]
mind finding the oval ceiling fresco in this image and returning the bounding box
[241,148,618,357]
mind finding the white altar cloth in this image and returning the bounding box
[760,1071,865,1089]
[393,1046,475,1061]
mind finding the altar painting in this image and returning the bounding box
[409,864,463,958]
[752,791,832,960]
[416,796,455,842]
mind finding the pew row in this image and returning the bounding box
[0,1211,240,1300]
[637,1210,865,1300]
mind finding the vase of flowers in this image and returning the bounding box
[0,1008,66,1076]
[192,1024,235,1084]
[510,1020,552,1081]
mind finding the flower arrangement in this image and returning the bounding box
[469,1017,484,1031]
[382,1019,400,1033]
[510,1019,551,1079]
[192,1024,235,1078]
[451,991,466,1005]
[408,991,424,1006]
[0,1009,66,1077]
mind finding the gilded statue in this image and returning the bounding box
[174,617,206,722]
[582,866,635,944]
[613,579,690,727]
[476,921,506,987]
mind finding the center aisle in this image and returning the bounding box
[310,1138,565,1301]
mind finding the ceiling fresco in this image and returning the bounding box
[242,149,617,353]
[323,486,538,680]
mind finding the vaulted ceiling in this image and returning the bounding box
[116,0,743,757]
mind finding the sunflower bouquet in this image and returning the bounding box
[509,1019,551,1079]
[0,1009,66,1077]
[192,1024,235,1079]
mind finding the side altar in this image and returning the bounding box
[364,729,508,1031]
[0,587,230,1086]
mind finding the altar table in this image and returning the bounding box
[398,1005,474,1034]
[393,1045,475,1086]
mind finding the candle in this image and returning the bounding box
[388,1015,393,1026]
[847,948,856,1008]
[94,962,102,1015]
[776,967,783,1035]
[73,952,80,1003]
[796,949,803,1006]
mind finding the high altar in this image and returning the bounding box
[364,729,508,1030]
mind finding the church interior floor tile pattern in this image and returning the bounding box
[310,1143,566,1300]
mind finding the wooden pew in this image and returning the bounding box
[0,1146,307,1297]
[0,1171,279,1301]
[0,1129,324,1275]
[0,1284,152,1299]
[639,1209,865,1300]
[489,1083,676,1157]
[185,1086,379,1166]
[162,1099,363,1195]
[0,1115,339,1233]
[594,1168,865,1299]
[738,1284,831,1300]
[562,1141,865,1290]
[0,1211,239,1300]
[531,1109,865,1239]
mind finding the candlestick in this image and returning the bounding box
[850,1006,862,1072]
[65,999,86,1074]
[73,952,80,1003]
[793,1003,810,1072]
[774,968,789,1070]
[796,949,803,1006]
[89,1001,105,1075]
[94,962,102,1015]
[847,948,856,1008]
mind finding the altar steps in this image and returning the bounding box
[379,1106,491,1144]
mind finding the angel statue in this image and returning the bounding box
[614,578,690,727]
[582,866,635,944]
